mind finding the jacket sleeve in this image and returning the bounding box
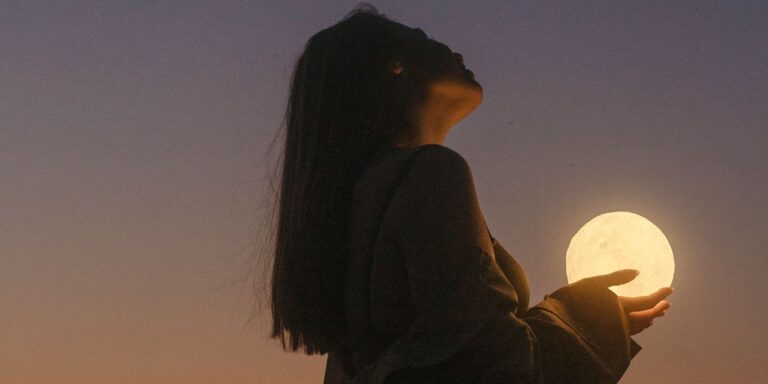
[488,236,642,383]
[353,145,640,384]
[522,279,642,383]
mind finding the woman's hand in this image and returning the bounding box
[584,269,674,336]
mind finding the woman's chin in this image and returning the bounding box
[464,81,483,108]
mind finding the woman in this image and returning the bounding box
[268,5,672,383]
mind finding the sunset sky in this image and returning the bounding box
[2,1,766,383]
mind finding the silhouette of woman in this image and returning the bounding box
[267,5,672,383]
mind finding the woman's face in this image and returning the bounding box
[389,21,482,93]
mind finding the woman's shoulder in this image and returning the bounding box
[353,144,474,203]
[379,143,471,177]
[406,144,471,177]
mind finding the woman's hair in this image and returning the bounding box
[268,4,421,354]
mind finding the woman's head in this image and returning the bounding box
[287,7,416,154]
[286,5,482,153]
[268,4,481,355]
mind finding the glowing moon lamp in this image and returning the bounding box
[566,211,674,297]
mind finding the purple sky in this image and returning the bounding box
[1,1,766,383]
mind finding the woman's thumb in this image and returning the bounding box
[586,269,639,287]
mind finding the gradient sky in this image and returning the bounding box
[1,1,766,383]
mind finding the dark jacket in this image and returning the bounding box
[324,144,640,384]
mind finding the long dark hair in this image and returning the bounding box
[268,5,421,354]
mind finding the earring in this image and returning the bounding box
[389,60,404,75]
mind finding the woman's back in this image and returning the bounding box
[341,145,430,366]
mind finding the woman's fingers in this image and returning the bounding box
[585,269,639,288]
[620,287,674,312]
[623,290,673,335]
[627,300,671,323]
